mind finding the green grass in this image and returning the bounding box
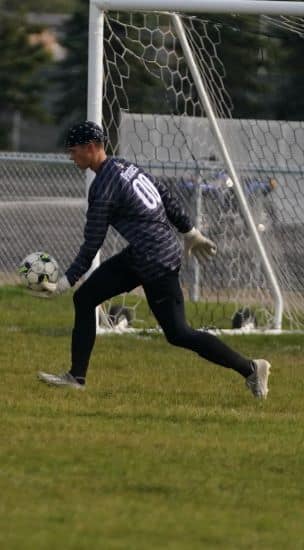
[1,286,304,549]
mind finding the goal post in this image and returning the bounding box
[93,0,304,16]
[170,11,283,329]
[87,0,304,332]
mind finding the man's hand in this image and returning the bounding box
[29,275,71,298]
[40,275,71,296]
[184,227,217,262]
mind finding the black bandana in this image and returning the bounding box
[64,121,105,148]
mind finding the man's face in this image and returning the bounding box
[68,144,92,169]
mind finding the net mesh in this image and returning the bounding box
[1,10,304,331]
[100,11,304,330]
[0,154,125,282]
[0,153,85,283]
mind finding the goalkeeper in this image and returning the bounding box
[38,121,271,398]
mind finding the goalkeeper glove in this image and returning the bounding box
[28,276,71,299]
[40,275,71,296]
[184,227,217,262]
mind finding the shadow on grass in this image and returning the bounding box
[3,324,71,337]
[74,407,243,426]
[124,483,179,496]
[23,327,72,337]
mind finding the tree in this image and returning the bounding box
[205,15,276,119]
[0,10,52,148]
[202,14,304,121]
[53,1,164,149]
[52,0,88,134]
[270,30,304,121]
[0,0,74,13]
[54,4,303,150]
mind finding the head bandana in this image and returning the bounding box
[64,121,106,148]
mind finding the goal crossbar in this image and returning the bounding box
[95,0,304,16]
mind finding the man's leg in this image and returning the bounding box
[144,272,271,396]
[38,250,140,388]
[70,251,140,382]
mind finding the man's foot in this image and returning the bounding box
[246,359,271,399]
[37,371,85,390]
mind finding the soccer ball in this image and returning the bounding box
[19,251,59,290]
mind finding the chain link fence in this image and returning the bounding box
[1,151,304,329]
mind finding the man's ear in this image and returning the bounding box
[88,141,102,153]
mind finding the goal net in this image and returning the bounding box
[1,2,304,333]
[88,1,304,332]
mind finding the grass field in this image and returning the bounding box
[1,286,304,549]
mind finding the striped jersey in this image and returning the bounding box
[65,157,193,285]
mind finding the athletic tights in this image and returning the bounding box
[70,249,253,380]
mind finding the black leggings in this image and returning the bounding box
[70,249,253,380]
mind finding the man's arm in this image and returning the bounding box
[65,195,112,286]
[153,178,193,233]
[154,177,217,260]
[42,185,113,296]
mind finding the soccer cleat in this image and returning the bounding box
[37,371,85,390]
[245,359,271,399]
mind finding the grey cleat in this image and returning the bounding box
[37,371,85,390]
[246,359,271,399]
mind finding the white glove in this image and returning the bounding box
[184,227,217,262]
[28,275,71,299]
[40,275,71,296]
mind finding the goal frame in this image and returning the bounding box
[87,0,304,332]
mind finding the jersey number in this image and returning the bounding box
[132,173,161,210]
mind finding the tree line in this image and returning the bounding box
[0,0,303,150]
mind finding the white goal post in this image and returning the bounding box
[94,0,304,15]
[87,0,304,332]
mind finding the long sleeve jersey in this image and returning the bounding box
[65,157,193,285]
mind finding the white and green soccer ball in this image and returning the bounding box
[19,251,59,290]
